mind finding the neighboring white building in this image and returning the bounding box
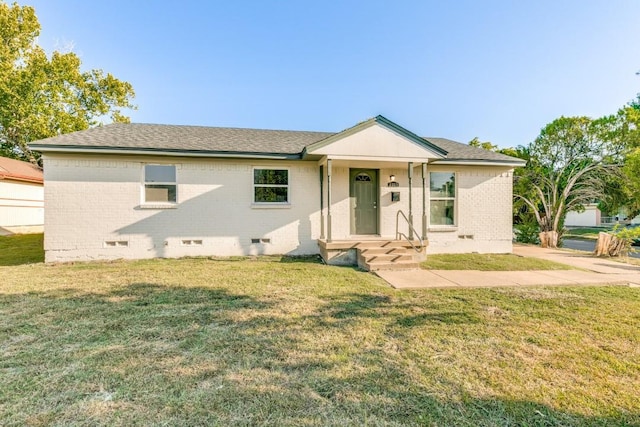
[0,156,44,235]
[29,116,525,266]
[565,203,602,227]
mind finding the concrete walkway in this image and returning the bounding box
[376,244,640,289]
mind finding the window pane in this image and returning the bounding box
[430,200,455,225]
[254,169,288,185]
[430,172,455,198]
[255,187,288,203]
[145,184,177,202]
[145,165,176,183]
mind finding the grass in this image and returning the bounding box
[0,233,44,266]
[422,253,575,271]
[1,239,640,425]
[564,227,612,240]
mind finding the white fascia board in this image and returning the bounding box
[29,146,297,160]
[325,155,430,163]
[429,160,525,167]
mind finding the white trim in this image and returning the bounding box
[429,171,457,227]
[326,155,434,163]
[251,203,292,209]
[30,146,296,159]
[430,160,524,167]
[252,167,291,205]
[137,204,178,210]
[142,163,178,205]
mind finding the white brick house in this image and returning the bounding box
[30,116,524,266]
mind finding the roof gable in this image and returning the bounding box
[305,116,447,160]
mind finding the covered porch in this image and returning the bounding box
[301,116,449,268]
[315,158,431,268]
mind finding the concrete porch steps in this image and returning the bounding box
[357,242,422,271]
[318,238,426,270]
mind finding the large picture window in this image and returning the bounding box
[253,168,289,203]
[430,172,455,226]
[144,164,177,203]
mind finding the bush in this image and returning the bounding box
[514,222,540,244]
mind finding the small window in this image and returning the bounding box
[430,172,456,226]
[253,168,289,204]
[144,164,176,203]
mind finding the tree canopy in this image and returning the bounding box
[0,2,135,163]
[513,111,638,247]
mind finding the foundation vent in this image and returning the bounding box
[105,240,129,248]
[181,239,203,246]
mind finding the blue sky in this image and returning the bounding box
[25,0,640,148]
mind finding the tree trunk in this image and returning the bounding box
[539,230,558,248]
[594,232,628,257]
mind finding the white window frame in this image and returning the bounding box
[429,171,456,227]
[252,167,291,206]
[141,163,178,206]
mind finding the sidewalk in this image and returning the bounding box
[376,244,640,289]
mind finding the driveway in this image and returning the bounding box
[563,238,640,259]
[376,244,640,289]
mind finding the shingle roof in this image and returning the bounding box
[29,123,334,156]
[29,121,524,165]
[424,137,523,163]
[0,156,43,184]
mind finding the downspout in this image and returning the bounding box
[319,165,325,239]
[327,159,332,243]
[422,162,427,240]
[408,162,414,240]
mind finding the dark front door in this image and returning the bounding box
[350,169,378,235]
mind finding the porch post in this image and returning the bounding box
[422,162,427,240]
[408,162,414,240]
[319,165,325,239]
[327,159,333,243]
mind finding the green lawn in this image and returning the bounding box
[0,233,44,266]
[422,253,575,271]
[1,238,639,425]
[564,227,612,240]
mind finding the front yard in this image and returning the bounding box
[1,235,639,426]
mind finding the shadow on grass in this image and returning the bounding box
[1,283,637,426]
[279,254,323,264]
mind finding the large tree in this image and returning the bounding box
[514,116,626,248]
[0,2,135,164]
[598,101,640,219]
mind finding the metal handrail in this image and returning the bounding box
[396,210,425,253]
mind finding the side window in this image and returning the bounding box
[429,172,455,226]
[144,164,177,203]
[253,168,289,203]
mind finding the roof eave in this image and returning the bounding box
[429,159,526,167]
[0,173,43,184]
[29,145,303,160]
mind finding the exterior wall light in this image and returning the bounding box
[388,175,400,201]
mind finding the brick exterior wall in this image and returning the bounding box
[43,154,321,262]
[43,153,514,262]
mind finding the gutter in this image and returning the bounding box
[28,145,302,160]
[0,173,44,184]
[429,159,526,167]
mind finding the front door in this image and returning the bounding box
[350,169,378,235]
